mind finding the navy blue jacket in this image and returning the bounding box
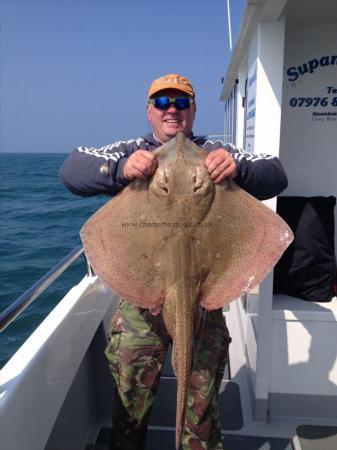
[59,133,288,200]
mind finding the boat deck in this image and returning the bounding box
[82,366,336,449]
[84,377,294,449]
[88,427,293,450]
[2,276,336,450]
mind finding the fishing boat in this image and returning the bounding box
[1,1,336,449]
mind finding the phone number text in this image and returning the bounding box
[290,97,337,107]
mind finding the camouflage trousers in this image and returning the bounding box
[105,299,231,450]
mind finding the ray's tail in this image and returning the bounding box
[162,237,200,450]
[172,291,194,449]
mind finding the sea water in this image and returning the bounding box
[0,153,108,367]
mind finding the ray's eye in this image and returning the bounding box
[160,174,169,194]
[192,173,202,193]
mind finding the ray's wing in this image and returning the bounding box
[198,182,293,310]
[80,138,184,310]
[80,180,167,310]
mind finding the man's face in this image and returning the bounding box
[147,88,196,143]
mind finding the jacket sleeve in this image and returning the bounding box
[201,139,288,200]
[228,145,288,200]
[59,139,146,197]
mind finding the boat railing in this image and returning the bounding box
[0,245,92,332]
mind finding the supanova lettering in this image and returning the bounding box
[287,55,337,82]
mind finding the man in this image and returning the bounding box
[60,74,288,450]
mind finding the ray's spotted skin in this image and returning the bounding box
[81,132,293,449]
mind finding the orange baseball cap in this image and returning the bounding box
[148,74,195,98]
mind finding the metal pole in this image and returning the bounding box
[227,0,233,51]
[0,246,85,332]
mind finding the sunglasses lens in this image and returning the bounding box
[174,97,190,110]
[154,97,171,110]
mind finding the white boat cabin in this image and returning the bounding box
[221,0,337,425]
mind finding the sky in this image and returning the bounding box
[1,0,246,153]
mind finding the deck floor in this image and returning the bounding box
[84,373,337,449]
[86,422,337,449]
[89,427,293,449]
[83,316,337,450]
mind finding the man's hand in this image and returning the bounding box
[204,148,238,184]
[123,150,158,180]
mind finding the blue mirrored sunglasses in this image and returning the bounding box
[148,96,194,111]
